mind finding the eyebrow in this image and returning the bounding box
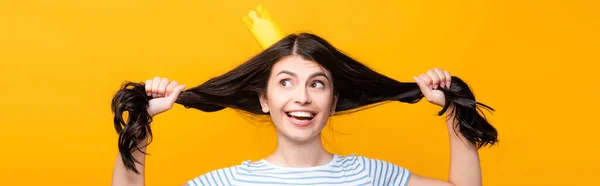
[276,70,330,81]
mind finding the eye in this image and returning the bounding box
[310,81,324,88]
[280,79,293,87]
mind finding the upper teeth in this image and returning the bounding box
[289,111,314,117]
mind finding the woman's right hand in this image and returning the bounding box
[145,76,187,117]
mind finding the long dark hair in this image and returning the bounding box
[111,33,498,173]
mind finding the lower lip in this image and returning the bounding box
[286,114,315,127]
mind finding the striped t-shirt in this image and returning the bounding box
[186,154,411,186]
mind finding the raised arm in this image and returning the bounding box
[407,105,481,186]
[111,77,186,186]
[112,138,149,186]
[408,69,483,186]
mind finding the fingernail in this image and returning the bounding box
[434,84,438,89]
[447,82,451,89]
[413,76,419,83]
[441,82,445,89]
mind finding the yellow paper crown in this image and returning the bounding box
[242,4,286,49]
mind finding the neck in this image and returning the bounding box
[266,134,332,168]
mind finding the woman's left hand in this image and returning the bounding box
[413,68,452,107]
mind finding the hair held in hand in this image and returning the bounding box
[111,33,498,174]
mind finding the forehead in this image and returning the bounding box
[271,55,331,77]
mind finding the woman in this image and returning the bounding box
[111,33,497,186]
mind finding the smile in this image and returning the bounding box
[285,111,315,127]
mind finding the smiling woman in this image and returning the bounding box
[258,55,338,142]
[111,32,497,186]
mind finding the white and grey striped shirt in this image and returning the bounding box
[187,154,411,186]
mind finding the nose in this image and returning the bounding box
[293,86,312,105]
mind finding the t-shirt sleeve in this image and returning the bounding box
[357,155,411,186]
[186,166,237,186]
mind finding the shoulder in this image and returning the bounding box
[186,159,260,186]
[186,165,237,186]
[348,154,412,186]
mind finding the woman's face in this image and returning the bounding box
[259,55,338,143]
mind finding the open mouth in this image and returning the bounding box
[285,111,316,127]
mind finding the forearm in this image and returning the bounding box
[446,105,482,186]
[112,138,148,186]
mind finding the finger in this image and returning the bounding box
[145,80,152,96]
[157,77,170,97]
[427,70,440,89]
[419,74,432,89]
[166,85,187,105]
[443,70,451,89]
[434,68,446,89]
[413,76,432,97]
[151,76,161,97]
[166,81,179,97]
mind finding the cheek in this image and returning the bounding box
[313,93,334,112]
[267,88,290,110]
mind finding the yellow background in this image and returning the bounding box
[1,0,598,185]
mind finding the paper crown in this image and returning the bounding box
[242,4,286,49]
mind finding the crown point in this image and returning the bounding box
[249,10,258,19]
[242,16,253,30]
[242,4,286,49]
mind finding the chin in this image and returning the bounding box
[283,132,319,143]
[278,122,322,143]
